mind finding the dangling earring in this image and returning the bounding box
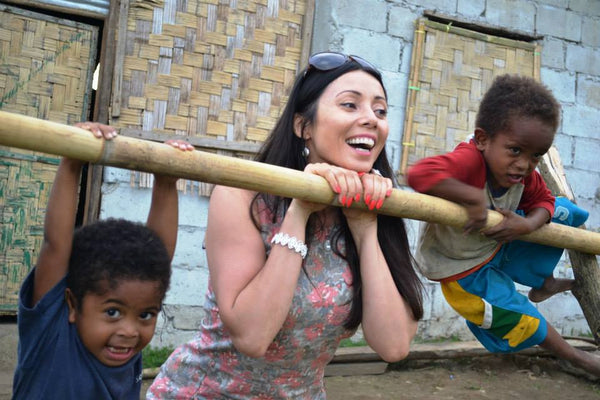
[302,147,310,158]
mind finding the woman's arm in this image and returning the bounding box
[206,186,312,357]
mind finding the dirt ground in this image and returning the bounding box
[2,319,599,399]
[139,354,600,399]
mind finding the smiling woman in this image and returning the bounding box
[146,52,425,399]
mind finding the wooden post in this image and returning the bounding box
[1,110,600,256]
[539,147,600,344]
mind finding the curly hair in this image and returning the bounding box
[475,74,560,135]
[251,57,423,329]
[66,218,171,308]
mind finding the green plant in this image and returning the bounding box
[339,338,368,348]
[142,346,174,369]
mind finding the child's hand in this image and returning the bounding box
[154,139,194,185]
[481,208,533,244]
[166,139,194,152]
[462,194,488,235]
[74,122,117,140]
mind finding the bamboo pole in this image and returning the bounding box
[1,110,600,255]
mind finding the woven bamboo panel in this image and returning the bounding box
[113,0,310,195]
[399,19,540,179]
[0,4,97,313]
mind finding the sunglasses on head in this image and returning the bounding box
[304,52,379,77]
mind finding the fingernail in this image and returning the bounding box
[355,194,361,202]
[386,189,392,197]
[376,199,383,209]
[340,196,346,205]
[365,194,371,204]
[369,200,376,210]
[358,172,365,177]
[347,198,353,207]
[334,185,341,194]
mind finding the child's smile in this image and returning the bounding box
[475,116,554,191]
[67,279,163,367]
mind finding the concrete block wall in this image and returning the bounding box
[101,0,600,348]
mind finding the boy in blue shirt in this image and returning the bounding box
[12,122,193,399]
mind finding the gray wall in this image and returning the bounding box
[101,0,600,347]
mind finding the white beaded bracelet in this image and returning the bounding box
[271,232,308,259]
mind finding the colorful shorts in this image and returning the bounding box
[441,197,587,353]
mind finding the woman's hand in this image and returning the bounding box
[295,162,366,211]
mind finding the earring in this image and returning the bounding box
[302,147,310,158]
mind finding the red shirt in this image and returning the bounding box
[407,140,554,218]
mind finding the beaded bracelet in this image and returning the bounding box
[271,232,308,259]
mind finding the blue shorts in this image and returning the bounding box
[441,197,587,353]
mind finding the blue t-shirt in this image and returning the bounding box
[12,269,143,399]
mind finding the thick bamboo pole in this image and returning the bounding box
[1,110,600,254]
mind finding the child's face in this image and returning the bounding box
[67,279,163,367]
[475,116,554,191]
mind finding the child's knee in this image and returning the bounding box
[552,197,589,227]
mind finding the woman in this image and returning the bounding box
[148,52,424,399]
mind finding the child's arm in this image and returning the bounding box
[145,140,194,260]
[482,207,550,244]
[425,178,489,235]
[32,123,117,306]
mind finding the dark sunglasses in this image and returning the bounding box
[304,52,379,77]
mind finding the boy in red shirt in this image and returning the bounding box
[408,74,599,378]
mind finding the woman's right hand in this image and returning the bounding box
[292,162,364,214]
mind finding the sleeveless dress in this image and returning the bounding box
[147,199,356,399]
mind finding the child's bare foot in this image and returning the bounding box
[528,277,574,303]
[559,350,600,381]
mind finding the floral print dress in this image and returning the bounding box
[147,201,356,399]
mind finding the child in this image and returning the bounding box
[11,122,193,399]
[407,74,600,378]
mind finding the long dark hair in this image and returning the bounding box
[252,59,423,329]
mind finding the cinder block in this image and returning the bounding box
[537,6,581,42]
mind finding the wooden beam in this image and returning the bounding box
[1,110,600,255]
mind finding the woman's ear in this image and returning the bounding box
[473,128,489,151]
[293,114,310,140]
[65,288,78,323]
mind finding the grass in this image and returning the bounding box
[142,346,174,369]
[339,337,368,347]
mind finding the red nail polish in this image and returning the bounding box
[355,193,361,202]
[376,199,383,209]
[369,200,376,210]
[335,185,341,194]
[358,172,365,177]
[365,194,371,204]
[386,189,392,197]
[340,195,346,205]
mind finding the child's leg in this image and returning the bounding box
[529,197,588,302]
[503,198,588,302]
[541,323,600,378]
[441,260,547,353]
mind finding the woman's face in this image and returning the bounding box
[300,70,389,172]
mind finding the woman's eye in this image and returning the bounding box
[375,108,387,117]
[340,102,356,109]
[105,308,121,318]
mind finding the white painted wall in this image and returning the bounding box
[101,0,600,348]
